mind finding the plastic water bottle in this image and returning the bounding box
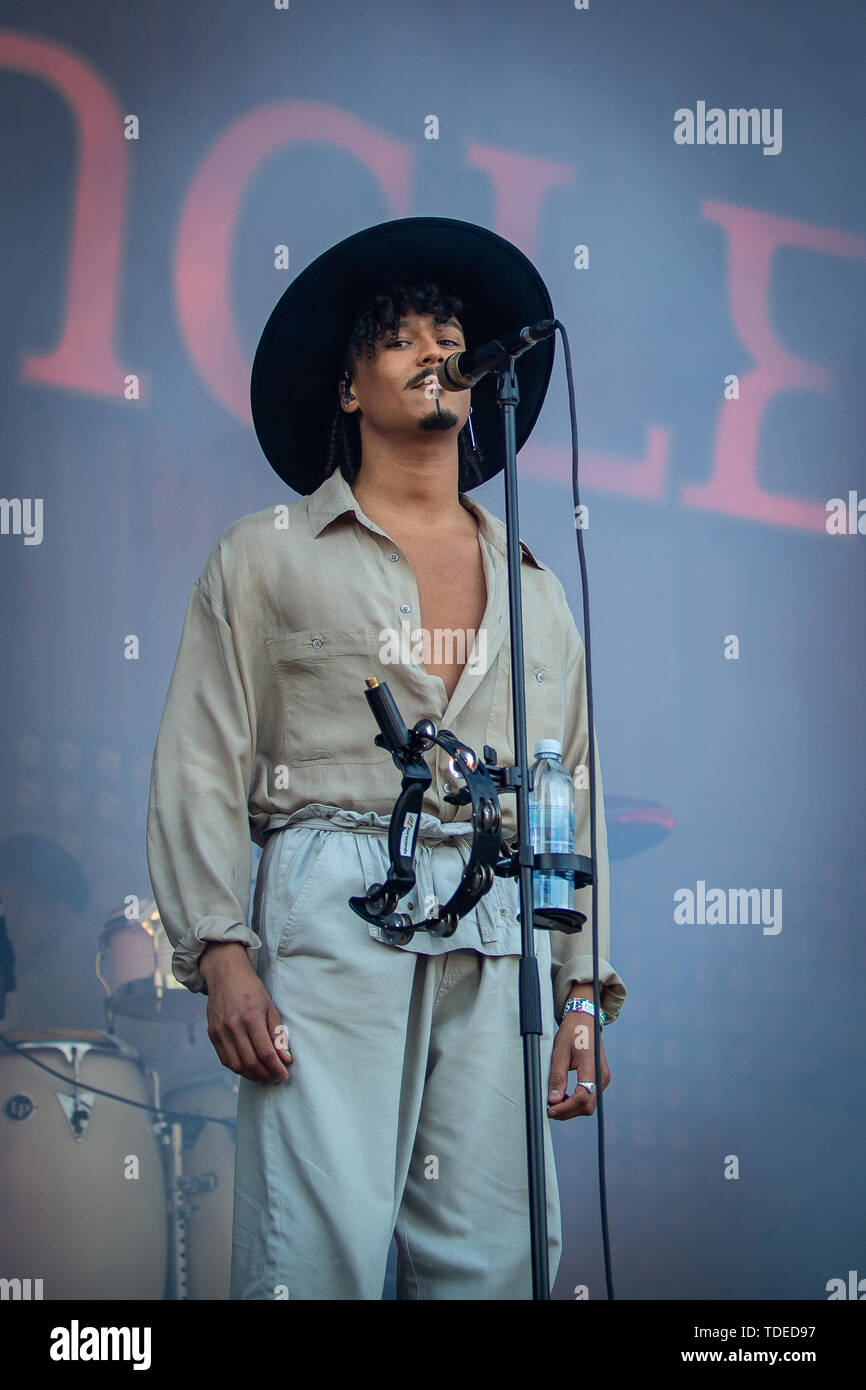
[528,738,574,910]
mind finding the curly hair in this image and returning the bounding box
[325,282,485,491]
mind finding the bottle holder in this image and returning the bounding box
[516,852,593,935]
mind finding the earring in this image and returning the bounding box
[467,405,477,451]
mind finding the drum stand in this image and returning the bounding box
[150,1067,220,1300]
[157,1098,191,1300]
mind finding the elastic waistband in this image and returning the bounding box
[263,802,473,845]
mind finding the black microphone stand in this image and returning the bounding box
[497,361,554,1299]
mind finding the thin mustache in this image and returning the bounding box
[405,369,440,390]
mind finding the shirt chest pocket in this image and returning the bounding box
[265,627,394,766]
[501,656,566,756]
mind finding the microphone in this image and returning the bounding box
[433,319,556,392]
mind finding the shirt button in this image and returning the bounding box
[400,604,411,614]
[535,670,545,682]
[500,907,508,916]
[443,781,452,793]
[388,552,400,562]
[312,637,324,648]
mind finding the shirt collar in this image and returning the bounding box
[306,466,547,571]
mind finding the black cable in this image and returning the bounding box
[0,1032,235,1131]
[554,318,615,1301]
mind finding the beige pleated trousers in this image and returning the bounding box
[229,817,562,1300]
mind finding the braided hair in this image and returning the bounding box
[325,282,486,491]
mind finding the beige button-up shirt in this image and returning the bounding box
[146,466,627,1026]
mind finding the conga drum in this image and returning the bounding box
[0,1029,168,1299]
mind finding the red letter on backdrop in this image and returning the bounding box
[686,200,866,531]
[174,101,411,422]
[465,141,573,262]
[467,139,672,501]
[0,30,133,397]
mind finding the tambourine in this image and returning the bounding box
[348,677,592,945]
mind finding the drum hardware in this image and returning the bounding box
[162,1073,239,1300]
[0,1034,237,1130]
[55,1089,93,1141]
[154,1098,222,1301]
[172,1110,224,1206]
[158,1107,190,1302]
[8,1034,141,1142]
[180,1171,219,1199]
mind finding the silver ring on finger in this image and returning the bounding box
[576,1080,596,1094]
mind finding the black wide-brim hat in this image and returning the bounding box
[250,216,555,495]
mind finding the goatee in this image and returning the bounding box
[418,408,460,433]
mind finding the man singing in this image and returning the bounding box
[146,216,627,1300]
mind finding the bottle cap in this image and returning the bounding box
[534,738,562,758]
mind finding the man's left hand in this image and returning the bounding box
[547,1007,611,1120]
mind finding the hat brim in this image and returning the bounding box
[250,216,555,494]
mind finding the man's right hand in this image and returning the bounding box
[199,942,292,1083]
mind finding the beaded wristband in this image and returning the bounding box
[563,997,606,1027]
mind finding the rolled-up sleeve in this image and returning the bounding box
[146,570,261,994]
[548,615,627,1027]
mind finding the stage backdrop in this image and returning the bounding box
[0,0,864,1302]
